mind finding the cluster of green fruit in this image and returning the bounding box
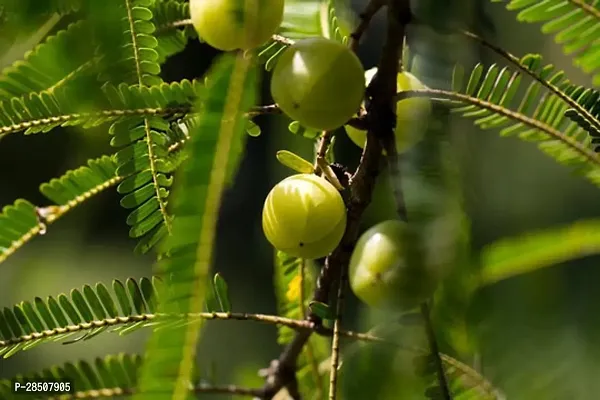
[190,0,430,139]
[190,2,435,310]
[263,175,436,310]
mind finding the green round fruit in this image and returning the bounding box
[190,0,284,51]
[262,174,346,259]
[348,220,436,310]
[270,38,365,131]
[345,70,431,154]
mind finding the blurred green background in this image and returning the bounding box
[1,1,600,398]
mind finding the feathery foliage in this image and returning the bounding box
[152,0,196,64]
[92,0,162,87]
[0,156,119,265]
[0,353,201,400]
[135,52,258,400]
[98,0,201,255]
[0,0,598,399]
[0,277,161,358]
[106,79,202,255]
[451,53,600,187]
[0,353,144,400]
[491,0,600,85]
[0,200,40,265]
[564,86,600,146]
[321,0,350,43]
[2,0,83,19]
[0,79,196,138]
[0,20,95,100]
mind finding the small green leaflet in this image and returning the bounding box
[480,219,600,286]
[276,150,315,174]
[213,273,232,313]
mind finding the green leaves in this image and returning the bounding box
[0,156,120,265]
[492,0,600,85]
[321,0,350,44]
[0,20,95,100]
[111,116,175,254]
[451,54,600,188]
[40,155,120,206]
[276,150,315,174]
[0,277,161,358]
[93,0,162,86]
[0,353,143,399]
[480,219,600,286]
[135,52,258,400]
[0,353,201,400]
[213,273,232,313]
[0,200,40,265]
[152,0,197,63]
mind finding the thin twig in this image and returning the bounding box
[567,0,600,20]
[349,0,386,52]
[396,88,600,166]
[247,104,282,117]
[421,302,451,400]
[156,18,192,34]
[453,28,600,134]
[0,106,191,136]
[412,16,600,135]
[3,309,499,398]
[327,264,346,399]
[271,34,296,46]
[314,131,343,189]
[314,131,334,175]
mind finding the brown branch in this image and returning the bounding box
[327,263,346,399]
[421,302,451,400]
[349,0,385,52]
[258,0,410,398]
[379,0,411,222]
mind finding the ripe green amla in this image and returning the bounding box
[349,220,436,310]
[262,174,346,259]
[190,0,284,51]
[271,38,365,131]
